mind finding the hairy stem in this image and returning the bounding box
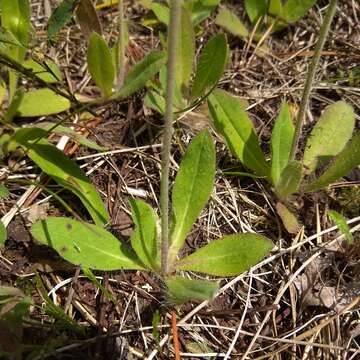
[160,0,181,276]
[289,0,337,160]
[116,0,126,88]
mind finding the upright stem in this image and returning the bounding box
[160,0,181,276]
[116,0,126,88]
[289,0,337,160]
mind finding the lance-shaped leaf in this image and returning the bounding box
[208,89,269,176]
[191,33,229,100]
[270,103,295,185]
[87,32,114,97]
[303,101,355,174]
[31,217,143,271]
[328,210,353,245]
[166,276,218,305]
[11,129,109,225]
[215,8,249,39]
[0,221,6,246]
[169,130,215,264]
[305,133,360,192]
[34,122,107,151]
[274,160,302,199]
[176,233,273,276]
[245,0,267,23]
[47,0,79,40]
[175,8,195,94]
[16,89,70,117]
[113,51,167,99]
[130,199,160,272]
[151,3,170,25]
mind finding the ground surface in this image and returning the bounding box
[1,0,360,359]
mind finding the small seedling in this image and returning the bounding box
[29,1,273,305]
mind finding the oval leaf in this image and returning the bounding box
[303,101,355,174]
[305,133,360,192]
[113,51,167,99]
[191,33,229,100]
[215,8,249,39]
[177,233,273,276]
[17,89,70,117]
[169,130,215,264]
[270,103,295,185]
[87,32,114,97]
[130,199,160,272]
[31,217,143,270]
[12,130,109,225]
[328,210,353,245]
[166,276,218,305]
[208,89,269,176]
[274,160,302,199]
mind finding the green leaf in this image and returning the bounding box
[0,221,7,246]
[144,90,166,115]
[169,130,215,265]
[23,59,62,83]
[0,76,6,106]
[208,89,269,176]
[245,0,268,23]
[16,89,70,117]
[3,89,24,122]
[268,0,283,17]
[270,103,295,185]
[47,0,79,40]
[1,0,30,44]
[34,122,108,151]
[151,3,170,25]
[282,0,317,23]
[177,233,273,276]
[87,32,114,97]
[0,184,10,199]
[76,0,103,40]
[191,33,228,100]
[276,202,301,234]
[305,133,360,192]
[12,130,109,225]
[176,8,195,94]
[184,0,220,26]
[303,101,355,174]
[274,160,302,199]
[130,199,160,272]
[113,51,167,99]
[215,8,249,39]
[166,276,218,305]
[328,210,353,245]
[31,217,143,270]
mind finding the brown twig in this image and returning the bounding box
[171,310,181,360]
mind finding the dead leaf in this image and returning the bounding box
[76,0,102,40]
